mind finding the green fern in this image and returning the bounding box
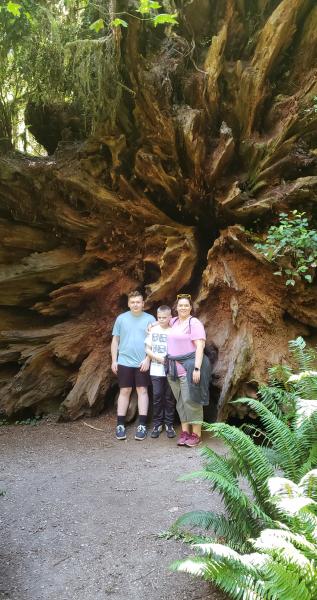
[233,398,316,482]
[289,338,317,373]
[204,422,274,501]
[173,472,317,600]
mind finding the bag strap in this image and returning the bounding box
[171,316,193,333]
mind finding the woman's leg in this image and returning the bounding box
[181,422,190,433]
[192,423,202,438]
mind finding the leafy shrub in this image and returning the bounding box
[254,211,317,286]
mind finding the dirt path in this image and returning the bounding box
[0,417,226,600]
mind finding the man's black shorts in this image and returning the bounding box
[117,365,151,388]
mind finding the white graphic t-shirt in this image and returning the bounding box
[146,325,171,377]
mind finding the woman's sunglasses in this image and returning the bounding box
[177,294,192,299]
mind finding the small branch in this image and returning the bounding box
[83,421,106,432]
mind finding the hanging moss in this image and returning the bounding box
[65,33,121,131]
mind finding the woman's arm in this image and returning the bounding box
[192,339,205,383]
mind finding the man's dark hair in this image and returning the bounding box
[128,290,143,300]
[157,305,171,313]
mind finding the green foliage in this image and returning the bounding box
[0,0,178,148]
[0,415,41,426]
[171,339,317,592]
[110,18,128,28]
[173,471,317,600]
[6,1,22,17]
[254,211,317,286]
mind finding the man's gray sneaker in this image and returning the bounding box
[150,425,163,439]
[135,425,147,440]
[116,425,126,440]
[166,425,176,438]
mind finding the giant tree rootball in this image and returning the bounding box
[0,0,317,420]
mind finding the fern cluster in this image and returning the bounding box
[171,337,317,599]
[173,471,317,599]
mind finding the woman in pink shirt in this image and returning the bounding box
[166,294,210,447]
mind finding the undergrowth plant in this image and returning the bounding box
[254,211,317,286]
[173,471,317,600]
[169,338,317,598]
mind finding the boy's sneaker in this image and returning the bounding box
[185,433,201,447]
[151,425,163,438]
[135,425,147,440]
[166,425,176,438]
[177,431,190,446]
[116,425,126,440]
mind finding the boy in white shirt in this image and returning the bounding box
[145,306,176,438]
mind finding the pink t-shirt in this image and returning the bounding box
[168,317,206,376]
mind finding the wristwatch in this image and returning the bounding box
[194,367,200,371]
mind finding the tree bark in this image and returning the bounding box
[0,0,317,420]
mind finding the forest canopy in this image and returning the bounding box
[0,0,177,152]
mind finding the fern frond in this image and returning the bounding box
[299,470,317,501]
[205,421,274,503]
[263,560,312,600]
[199,445,238,485]
[294,399,317,429]
[174,510,219,531]
[171,556,208,578]
[289,338,317,383]
[253,532,311,568]
[258,384,291,421]
[298,445,317,481]
[269,364,292,386]
[172,554,267,599]
[252,528,317,560]
[289,373,317,401]
[174,510,255,551]
[261,446,281,468]
[234,398,300,482]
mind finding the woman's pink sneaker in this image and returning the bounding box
[177,431,190,446]
[185,433,201,447]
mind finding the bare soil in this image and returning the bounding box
[0,417,226,600]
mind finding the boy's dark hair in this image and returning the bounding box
[157,305,171,313]
[128,290,143,300]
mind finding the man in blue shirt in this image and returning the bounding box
[111,290,155,441]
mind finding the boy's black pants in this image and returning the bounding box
[151,376,175,427]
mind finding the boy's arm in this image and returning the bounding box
[145,342,165,364]
[145,331,166,364]
[111,335,120,374]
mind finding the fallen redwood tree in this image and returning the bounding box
[0,0,317,420]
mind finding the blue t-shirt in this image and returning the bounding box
[112,311,155,367]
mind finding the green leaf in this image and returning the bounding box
[111,18,128,28]
[273,272,282,276]
[24,11,34,24]
[6,1,21,17]
[286,279,296,286]
[304,274,312,283]
[152,12,178,26]
[89,18,105,33]
[137,0,161,13]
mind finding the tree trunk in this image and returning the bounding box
[0,0,317,420]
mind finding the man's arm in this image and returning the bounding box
[111,335,120,374]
